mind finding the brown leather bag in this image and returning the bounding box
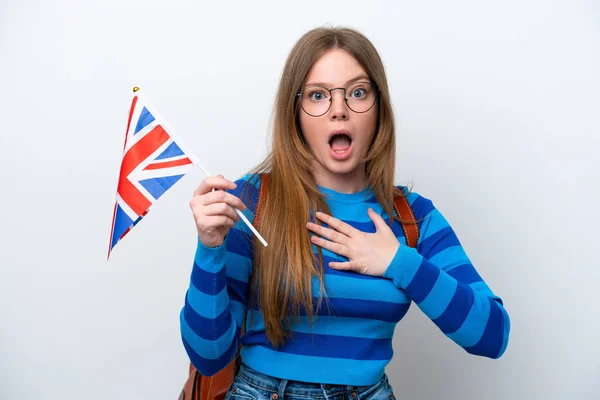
[178,175,419,400]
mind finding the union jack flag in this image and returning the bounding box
[108,90,199,259]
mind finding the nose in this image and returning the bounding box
[329,89,348,120]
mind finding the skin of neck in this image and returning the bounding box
[310,159,369,194]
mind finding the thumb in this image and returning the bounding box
[368,208,390,232]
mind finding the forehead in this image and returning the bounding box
[305,48,367,86]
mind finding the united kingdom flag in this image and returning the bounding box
[108,90,198,259]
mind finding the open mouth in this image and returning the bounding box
[328,131,353,160]
[329,133,352,153]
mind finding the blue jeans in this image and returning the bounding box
[225,363,396,400]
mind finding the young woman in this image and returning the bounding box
[182,27,510,400]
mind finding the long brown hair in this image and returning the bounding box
[245,27,399,347]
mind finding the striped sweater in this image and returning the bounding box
[180,175,510,385]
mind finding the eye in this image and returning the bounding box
[350,87,367,99]
[308,90,328,101]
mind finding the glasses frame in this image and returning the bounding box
[296,81,380,117]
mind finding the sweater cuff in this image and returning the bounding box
[194,236,228,273]
[383,245,424,289]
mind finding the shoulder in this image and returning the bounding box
[228,173,263,214]
[395,185,436,222]
[232,173,262,191]
[395,186,461,246]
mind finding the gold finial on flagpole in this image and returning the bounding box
[133,86,140,93]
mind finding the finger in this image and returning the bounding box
[314,212,356,237]
[306,222,349,245]
[368,208,390,232]
[310,235,349,257]
[210,215,236,228]
[193,175,237,196]
[196,215,236,230]
[328,261,355,271]
[198,190,247,210]
[202,203,240,222]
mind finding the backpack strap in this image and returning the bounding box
[393,193,420,249]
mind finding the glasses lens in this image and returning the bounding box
[346,82,376,113]
[300,85,331,116]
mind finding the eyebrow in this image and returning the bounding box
[305,74,371,87]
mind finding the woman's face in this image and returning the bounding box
[298,48,378,192]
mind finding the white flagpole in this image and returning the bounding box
[194,161,268,247]
[131,87,268,247]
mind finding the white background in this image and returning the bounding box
[1,1,598,399]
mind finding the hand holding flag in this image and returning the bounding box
[189,175,248,248]
[108,87,267,259]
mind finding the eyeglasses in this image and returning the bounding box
[296,81,379,117]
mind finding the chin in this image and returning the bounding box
[325,161,362,176]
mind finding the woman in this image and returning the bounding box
[181,27,510,399]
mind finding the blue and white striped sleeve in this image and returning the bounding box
[180,178,257,375]
[384,198,510,359]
